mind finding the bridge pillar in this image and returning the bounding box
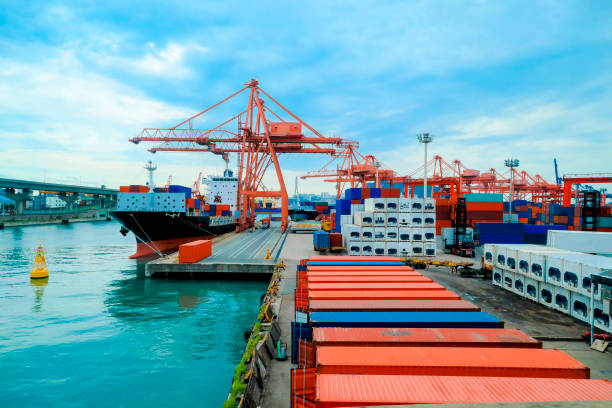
[3,188,32,215]
[58,192,79,211]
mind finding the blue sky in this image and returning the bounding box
[1,1,611,193]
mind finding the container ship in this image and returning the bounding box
[112,167,238,258]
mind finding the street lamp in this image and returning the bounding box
[504,158,519,222]
[374,160,381,189]
[418,133,434,247]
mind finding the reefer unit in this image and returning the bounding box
[398,198,411,212]
[539,282,555,308]
[424,242,436,257]
[373,227,386,241]
[411,227,423,241]
[354,211,373,226]
[386,213,399,227]
[385,241,399,256]
[361,242,374,256]
[360,227,373,241]
[492,267,503,287]
[524,277,540,302]
[570,292,589,322]
[344,225,360,242]
[398,227,411,242]
[372,242,386,256]
[386,227,398,241]
[411,242,424,256]
[373,213,386,227]
[398,213,411,226]
[385,198,399,212]
[553,286,571,314]
[424,227,436,241]
[365,198,386,212]
[410,213,423,226]
[398,242,411,257]
[348,242,361,256]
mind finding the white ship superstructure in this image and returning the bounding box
[202,169,238,211]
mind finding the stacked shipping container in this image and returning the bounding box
[340,197,436,257]
[485,242,611,332]
[290,256,612,407]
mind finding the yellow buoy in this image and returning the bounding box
[31,241,49,279]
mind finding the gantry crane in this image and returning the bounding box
[129,79,356,232]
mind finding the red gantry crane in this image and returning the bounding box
[130,79,356,232]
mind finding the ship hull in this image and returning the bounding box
[111,211,235,258]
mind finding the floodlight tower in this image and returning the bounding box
[375,160,382,188]
[144,160,157,188]
[418,133,434,248]
[504,158,520,221]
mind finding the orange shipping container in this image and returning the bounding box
[292,371,612,407]
[307,265,414,271]
[119,186,130,192]
[316,346,589,378]
[308,299,479,313]
[306,276,431,283]
[305,271,422,277]
[308,256,401,262]
[466,202,503,211]
[308,290,460,301]
[178,240,212,263]
[307,282,445,291]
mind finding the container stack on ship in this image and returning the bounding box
[112,169,237,258]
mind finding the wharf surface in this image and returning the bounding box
[260,234,612,408]
[145,223,286,278]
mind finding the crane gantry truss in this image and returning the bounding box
[130,79,356,231]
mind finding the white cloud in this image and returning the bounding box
[130,42,210,78]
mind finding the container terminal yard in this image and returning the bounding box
[3,3,612,408]
[3,78,612,407]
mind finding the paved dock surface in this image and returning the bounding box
[145,223,286,277]
[261,238,612,407]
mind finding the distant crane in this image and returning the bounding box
[192,171,203,197]
[554,159,562,185]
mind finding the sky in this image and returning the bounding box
[1,1,611,194]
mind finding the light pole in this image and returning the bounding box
[504,159,519,222]
[418,133,434,247]
[374,160,381,189]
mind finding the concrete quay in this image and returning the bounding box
[145,223,287,278]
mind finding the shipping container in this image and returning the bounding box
[305,276,431,284]
[311,327,538,348]
[297,373,612,407]
[306,282,445,291]
[307,299,479,313]
[178,240,211,263]
[305,271,421,277]
[316,346,588,378]
[547,230,612,255]
[308,311,503,328]
[306,265,414,271]
[308,290,461,301]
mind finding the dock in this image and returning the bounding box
[145,223,287,278]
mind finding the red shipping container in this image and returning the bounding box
[308,256,401,262]
[306,271,422,277]
[307,266,414,271]
[350,199,361,204]
[119,186,130,192]
[316,346,589,378]
[296,371,612,407]
[308,299,479,313]
[361,188,371,198]
[178,240,212,263]
[308,290,460,301]
[306,276,431,283]
[328,233,342,248]
[312,327,538,348]
[466,202,503,211]
[307,282,445,291]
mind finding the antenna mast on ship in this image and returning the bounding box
[144,160,157,188]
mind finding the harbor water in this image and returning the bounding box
[0,221,267,407]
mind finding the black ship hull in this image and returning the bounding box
[111,211,235,258]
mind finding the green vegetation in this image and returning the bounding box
[222,321,264,408]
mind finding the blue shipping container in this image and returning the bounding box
[475,222,524,235]
[291,322,313,364]
[313,231,330,250]
[308,311,503,328]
